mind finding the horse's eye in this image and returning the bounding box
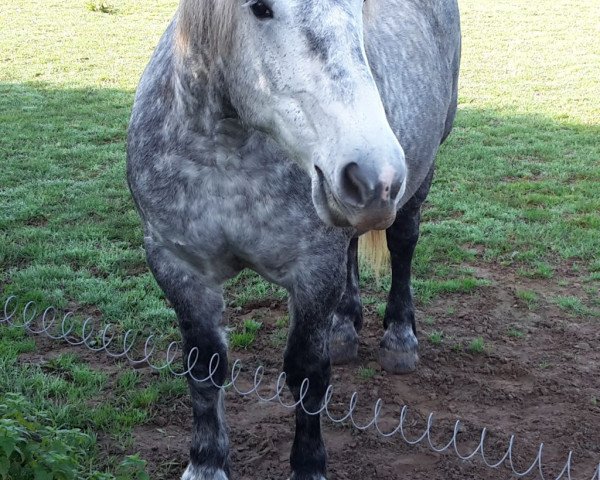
[251,1,273,19]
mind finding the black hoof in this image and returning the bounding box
[329,317,359,365]
[379,324,419,374]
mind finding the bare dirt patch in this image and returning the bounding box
[19,266,600,479]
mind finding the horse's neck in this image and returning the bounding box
[170,51,255,163]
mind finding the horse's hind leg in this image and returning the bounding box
[285,257,346,480]
[330,237,362,364]
[144,239,230,480]
[379,166,434,374]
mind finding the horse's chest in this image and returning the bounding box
[143,156,321,276]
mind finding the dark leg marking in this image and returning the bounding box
[144,239,230,480]
[330,237,362,364]
[285,261,345,480]
[379,166,435,374]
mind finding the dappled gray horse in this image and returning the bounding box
[127,0,460,478]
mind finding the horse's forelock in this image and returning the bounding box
[176,0,237,58]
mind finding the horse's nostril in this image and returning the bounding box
[341,162,372,207]
[389,175,402,200]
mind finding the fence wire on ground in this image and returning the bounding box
[2,296,599,480]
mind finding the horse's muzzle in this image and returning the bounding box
[312,157,406,232]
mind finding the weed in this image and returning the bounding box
[230,332,255,350]
[428,331,444,346]
[243,318,263,334]
[275,315,289,329]
[226,271,286,307]
[270,328,288,348]
[86,1,116,14]
[468,337,485,354]
[517,262,554,279]
[362,296,379,306]
[230,319,263,350]
[131,386,160,409]
[376,302,386,319]
[117,370,141,391]
[507,327,525,339]
[358,367,376,380]
[554,296,588,316]
[0,393,149,479]
[516,289,538,309]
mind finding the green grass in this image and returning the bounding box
[0,0,599,476]
[270,328,288,348]
[516,289,539,310]
[86,1,117,14]
[507,327,525,339]
[271,315,290,347]
[357,367,376,380]
[468,337,486,354]
[428,331,444,346]
[226,270,287,308]
[553,295,592,317]
[275,315,290,329]
[230,319,263,350]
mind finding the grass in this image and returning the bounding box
[468,337,486,354]
[230,319,263,350]
[86,1,117,14]
[271,315,290,347]
[516,289,539,310]
[376,302,387,319]
[553,295,592,317]
[270,328,288,348]
[357,367,376,380]
[507,327,525,339]
[275,315,290,329]
[428,331,444,346]
[0,0,598,476]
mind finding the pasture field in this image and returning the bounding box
[1,0,599,478]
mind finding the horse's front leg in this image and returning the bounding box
[285,259,346,480]
[144,239,230,480]
[380,166,434,374]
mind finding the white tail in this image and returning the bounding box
[358,230,390,277]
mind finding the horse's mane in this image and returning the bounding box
[176,0,237,57]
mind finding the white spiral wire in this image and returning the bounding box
[2,295,599,480]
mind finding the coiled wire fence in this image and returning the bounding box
[2,295,599,480]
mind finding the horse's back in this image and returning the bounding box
[365,0,460,202]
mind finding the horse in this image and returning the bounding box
[127,0,461,477]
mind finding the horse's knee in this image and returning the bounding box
[284,347,331,394]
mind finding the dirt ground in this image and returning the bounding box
[22,264,600,480]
